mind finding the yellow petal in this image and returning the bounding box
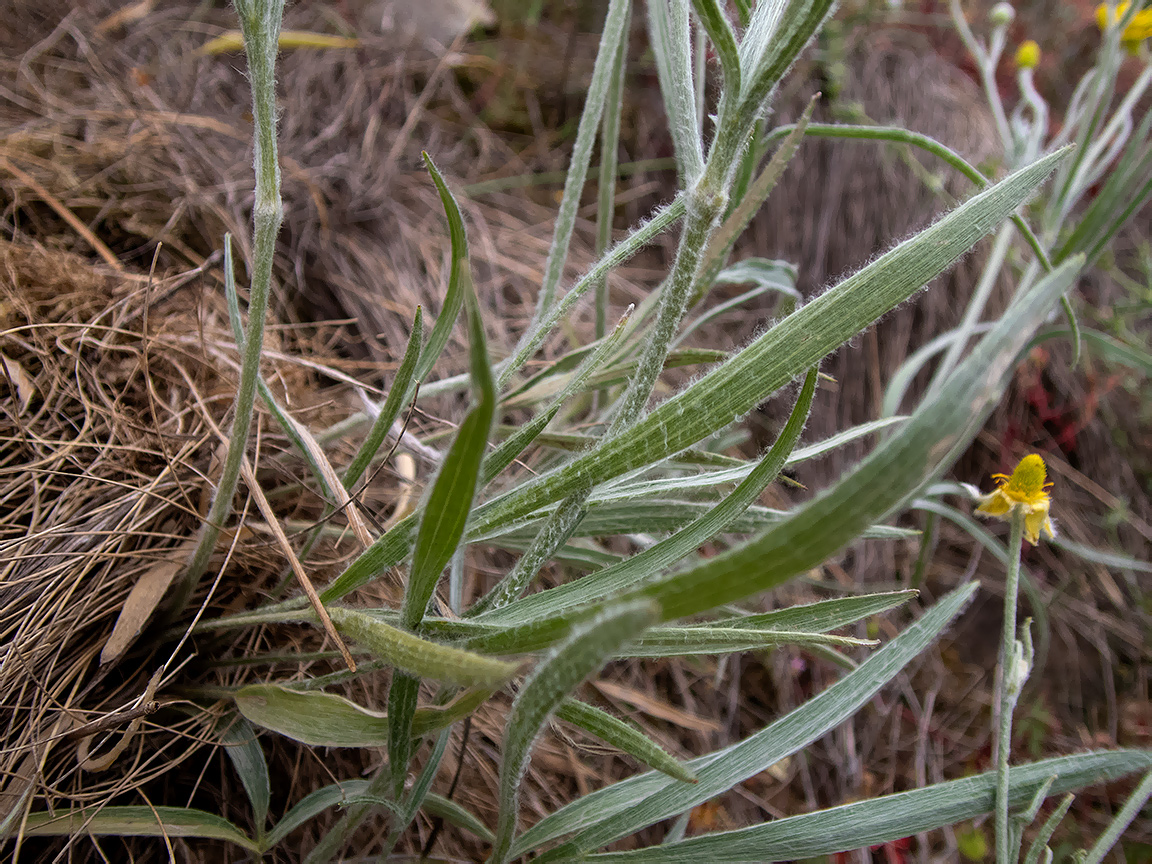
[1023,510,1043,544]
[976,490,1012,517]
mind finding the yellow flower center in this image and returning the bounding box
[991,454,1052,506]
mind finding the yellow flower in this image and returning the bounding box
[974,454,1055,544]
[1096,3,1152,49]
[1015,40,1041,70]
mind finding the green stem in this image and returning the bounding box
[173,0,284,614]
[995,506,1025,863]
[608,176,726,435]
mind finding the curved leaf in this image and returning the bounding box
[22,806,257,852]
[491,600,659,864]
[582,750,1152,862]
[402,156,495,630]
[327,606,518,688]
[557,699,697,784]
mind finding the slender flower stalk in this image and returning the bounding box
[973,454,1053,862]
[995,506,1025,863]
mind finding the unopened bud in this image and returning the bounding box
[1015,39,1041,69]
[989,2,1016,26]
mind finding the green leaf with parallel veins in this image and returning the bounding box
[491,600,659,864]
[557,698,697,783]
[422,792,496,844]
[710,591,916,631]
[485,500,916,543]
[402,155,496,631]
[218,716,270,834]
[237,682,491,749]
[21,806,257,852]
[414,157,467,383]
[344,305,423,488]
[580,750,1152,862]
[459,149,1072,554]
[615,257,1082,623]
[619,625,875,658]
[327,606,517,688]
[265,780,369,848]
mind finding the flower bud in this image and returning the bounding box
[989,2,1015,26]
[1015,39,1041,69]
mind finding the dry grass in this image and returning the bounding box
[0,1,1149,861]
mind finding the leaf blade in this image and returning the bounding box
[581,750,1152,862]
[511,583,978,857]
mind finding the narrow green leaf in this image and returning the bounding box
[327,606,518,688]
[710,591,916,631]
[451,577,914,661]
[500,197,686,390]
[480,367,817,625]
[647,0,704,185]
[414,156,467,383]
[737,0,835,120]
[620,625,875,658]
[21,806,258,851]
[1032,327,1152,375]
[236,684,389,748]
[882,323,995,417]
[534,0,634,314]
[411,686,495,737]
[712,258,800,297]
[674,283,787,351]
[265,780,370,848]
[511,583,977,858]
[582,751,1152,862]
[344,306,423,488]
[387,673,419,797]
[486,499,914,544]
[585,416,907,503]
[219,716,270,834]
[1082,770,1152,864]
[1052,536,1152,574]
[1023,793,1073,864]
[491,600,659,864]
[319,516,416,604]
[402,157,496,631]
[557,698,697,783]
[396,727,453,839]
[422,792,496,844]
